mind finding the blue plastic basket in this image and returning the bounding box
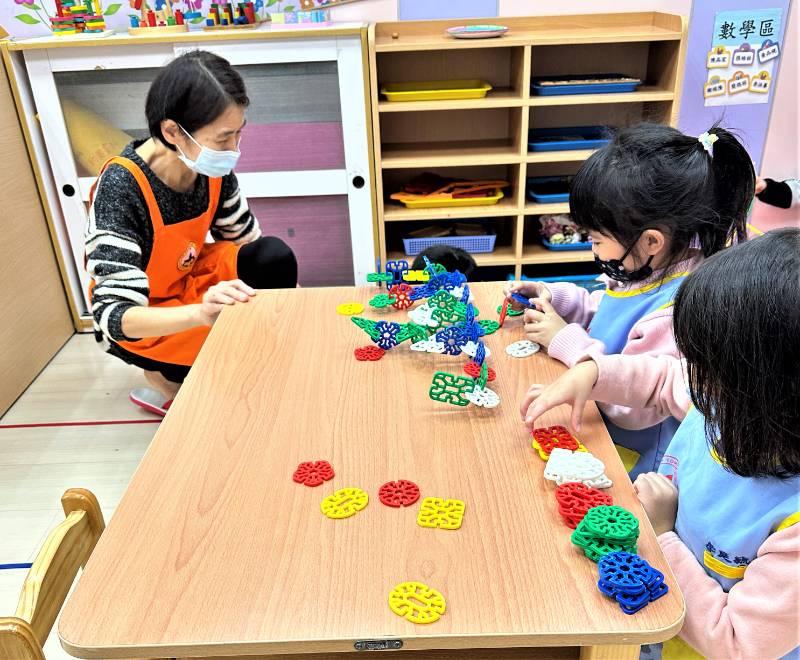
[527,176,571,203]
[402,233,496,256]
[528,126,611,152]
[507,273,605,293]
[542,239,592,251]
[531,74,642,96]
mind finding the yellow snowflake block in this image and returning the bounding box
[336,302,364,316]
[388,581,446,624]
[321,487,369,519]
[531,438,588,461]
[416,497,465,530]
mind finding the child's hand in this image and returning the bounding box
[519,360,599,431]
[633,473,678,536]
[503,281,552,309]
[523,299,567,348]
[755,177,767,194]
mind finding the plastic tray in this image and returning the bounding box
[394,189,504,209]
[527,176,570,204]
[528,126,611,152]
[381,79,493,102]
[403,234,496,255]
[542,239,592,251]
[531,74,641,96]
[508,273,605,293]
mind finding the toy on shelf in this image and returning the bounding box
[270,9,330,25]
[128,0,189,33]
[390,173,508,210]
[203,2,265,29]
[539,214,592,251]
[531,73,642,96]
[52,0,109,36]
[381,80,492,103]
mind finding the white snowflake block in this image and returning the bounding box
[506,340,540,358]
[462,341,491,359]
[543,448,612,488]
[410,339,445,354]
[466,385,500,409]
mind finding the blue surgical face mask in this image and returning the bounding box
[176,124,241,178]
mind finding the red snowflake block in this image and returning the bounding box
[533,425,581,456]
[498,298,509,327]
[354,345,386,361]
[554,482,613,528]
[390,283,413,310]
[378,480,421,508]
[293,460,335,487]
[463,361,496,382]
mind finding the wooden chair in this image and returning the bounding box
[0,489,105,660]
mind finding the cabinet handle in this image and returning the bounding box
[62,184,76,197]
[352,175,365,189]
[94,65,105,70]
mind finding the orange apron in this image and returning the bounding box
[90,156,240,366]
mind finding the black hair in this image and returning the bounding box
[146,50,249,151]
[570,122,755,267]
[411,245,477,277]
[673,227,800,478]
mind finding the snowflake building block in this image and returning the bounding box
[429,372,474,406]
[543,448,611,488]
[477,319,500,335]
[408,304,438,328]
[390,283,414,310]
[463,341,491,360]
[292,460,334,487]
[385,259,409,284]
[474,341,486,366]
[373,321,401,350]
[510,291,535,308]
[369,293,396,309]
[506,340,540,358]
[351,316,379,340]
[354,345,385,361]
[465,384,500,409]
[389,581,446,624]
[336,302,364,316]
[367,272,394,285]
[320,487,369,519]
[597,552,669,614]
[532,425,587,460]
[417,497,466,530]
[464,362,496,382]
[555,482,613,528]
[581,505,640,543]
[410,339,446,354]
[378,480,421,508]
[435,326,467,356]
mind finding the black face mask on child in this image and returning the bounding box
[594,237,654,282]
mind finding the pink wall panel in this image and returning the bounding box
[250,196,355,287]
[238,123,345,173]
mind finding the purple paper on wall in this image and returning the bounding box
[398,0,498,21]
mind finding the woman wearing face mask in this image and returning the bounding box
[87,50,297,415]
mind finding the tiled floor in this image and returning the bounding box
[0,334,158,658]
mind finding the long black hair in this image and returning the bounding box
[570,123,755,265]
[146,50,249,151]
[673,227,800,478]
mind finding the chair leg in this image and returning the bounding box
[0,617,46,660]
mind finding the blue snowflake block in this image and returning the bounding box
[385,260,409,285]
[474,341,487,366]
[435,326,467,356]
[373,321,401,350]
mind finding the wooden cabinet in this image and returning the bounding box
[4,25,376,329]
[368,13,687,279]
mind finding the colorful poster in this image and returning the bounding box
[704,8,783,106]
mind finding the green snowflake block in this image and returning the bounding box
[477,319,500,335]
[369,293,396,309]
[351,316,379,340]
[367,272,394,284]
[429,371,475,407]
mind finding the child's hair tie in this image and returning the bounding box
[698,131,719,157]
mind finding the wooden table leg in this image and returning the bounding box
[580,644,640,660]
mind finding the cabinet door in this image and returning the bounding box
[26,34,373,316]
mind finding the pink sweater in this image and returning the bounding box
[591,353,800,659]
[544,255,702,431]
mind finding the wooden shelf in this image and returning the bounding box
[523,202,571,215]
[520,244,595,265]
[384,197,519,222]
[528,86,674,107]
[378,89,523,113]
[382,140,522,168]
[389,245,517,267]
[526,149,597,164]
[374,14,684,52]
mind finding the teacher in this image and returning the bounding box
[87,50,297,416]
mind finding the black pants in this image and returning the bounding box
[109,237,297,384]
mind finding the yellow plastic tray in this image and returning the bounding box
[381,80,493,102]
[394,189,504,209]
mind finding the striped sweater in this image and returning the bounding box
[86,142,261,344]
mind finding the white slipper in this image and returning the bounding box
[130,388,173,417]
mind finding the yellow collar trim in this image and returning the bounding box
[604,271,689,298]
[775,512,800,534]
[703,550,747,579]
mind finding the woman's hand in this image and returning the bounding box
[503,280,552,309]
[634,472,678,536]
[523,299,567,348]
[195,279,256,326]
[519,360,599,431]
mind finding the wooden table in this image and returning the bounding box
[59,282,684,660]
